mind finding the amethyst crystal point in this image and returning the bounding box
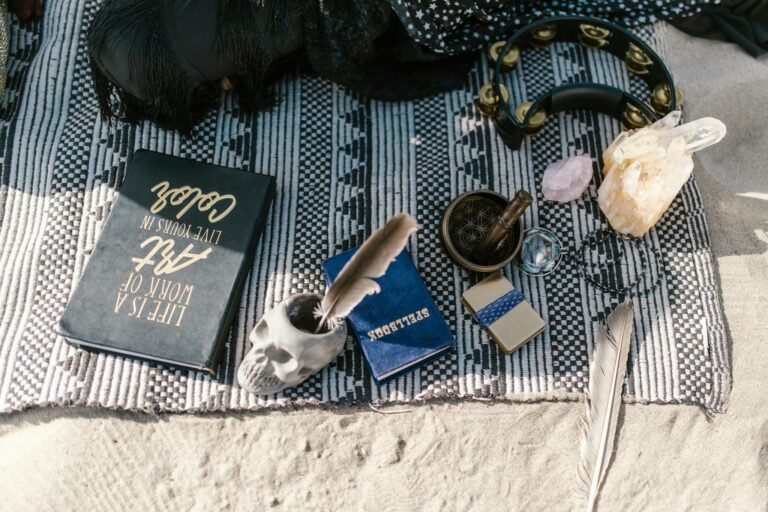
[541,154,594,203]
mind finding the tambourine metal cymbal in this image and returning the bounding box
[480,16,682,149]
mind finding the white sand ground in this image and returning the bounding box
[0,26,766,512]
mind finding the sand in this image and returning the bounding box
[1,26,767,512]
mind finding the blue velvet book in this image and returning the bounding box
[322,249,454,384]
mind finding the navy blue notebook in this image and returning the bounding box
[322,249,454,383]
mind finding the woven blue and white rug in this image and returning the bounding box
[0,4,729,413]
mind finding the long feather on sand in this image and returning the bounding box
[577,300,634,512]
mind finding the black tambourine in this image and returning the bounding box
[478,16,683,149]
[519,227,664,297]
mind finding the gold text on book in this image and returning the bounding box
[115,273,193,327]
[132,236,212,276]
[150,181,237,223]
[366,308,431,342]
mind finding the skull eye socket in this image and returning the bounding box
[265,346,292,364]
[254,318,269,339]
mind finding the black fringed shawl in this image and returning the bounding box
[88,0,475,134]
[299,0,475,101]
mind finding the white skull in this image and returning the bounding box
[237,293,347,395]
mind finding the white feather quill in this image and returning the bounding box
[315,214,418,332]
[577,300,634,512]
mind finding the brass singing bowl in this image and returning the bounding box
[440,190,523,273]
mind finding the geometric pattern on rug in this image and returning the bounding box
[0,5,730,414]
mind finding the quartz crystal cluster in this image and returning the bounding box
[598,111,726,237]
[542,154,594,203]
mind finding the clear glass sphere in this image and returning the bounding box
[520,227,562,276]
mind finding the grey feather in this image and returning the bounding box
[577,300,634,512]
[315,214,418,332]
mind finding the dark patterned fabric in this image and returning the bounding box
[389,0,717,53]
[0,3,730,414]
[674,0,768,57]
